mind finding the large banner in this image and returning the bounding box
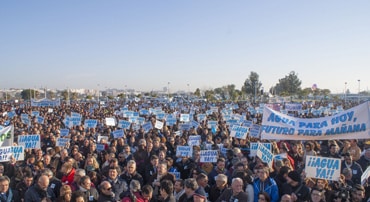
[0,125,13,147]
[261,102,370,140]
[0,146,24,162]
[31,98,61,107]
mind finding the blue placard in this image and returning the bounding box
[166,118,177,126]
[118,120,131,129]
[84,119,98,128]
[142,122,153,133]
[31,111,40,117]
[113,129,124,139]
[37,116,44,124]
[96,144,105,151]
[60,129,70,137]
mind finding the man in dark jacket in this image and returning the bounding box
[281,171,310,202]
[97,181,116,202]
[24,175,56,202]
[15,173,33,201]
[216,178,248,202]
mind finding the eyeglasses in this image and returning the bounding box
[105,187,112,191]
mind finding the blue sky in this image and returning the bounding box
[1,1,370,93]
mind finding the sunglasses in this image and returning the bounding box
[106,187,112,191]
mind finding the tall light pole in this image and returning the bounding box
[67,87,70,105]
[358,79,361,104]
[344,82,347,104]
[97,84,100,103]
[167,82,170,99]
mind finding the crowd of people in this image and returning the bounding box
[0,98,369,202]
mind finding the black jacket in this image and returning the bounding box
[24,184,56,202]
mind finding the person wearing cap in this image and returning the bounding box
[350,184,365,202]
[341,152,363,185]
[281,170,310,202]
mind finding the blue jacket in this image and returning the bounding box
[253,177,279,202]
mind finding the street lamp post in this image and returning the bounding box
[167,82,170,99]
[344,82,347,105]
[358,79,361,104]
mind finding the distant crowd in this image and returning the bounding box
[0,98,368,202]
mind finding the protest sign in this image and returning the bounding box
[56,138,70,147]
[285,103,302,111]
[169,172,181,179]
[139,109,149,116]
[200,150,218,163]
[105,117,116,126]
[96,144,105,151]
[180,114,190,122]
[60,129,70,137]
[166,118,177,126]
[191,120,199,129]
[113,129,124,139]
[155,120,164,130]
[18,135,41,149]
[31,111,39,117]
[305,155,341,181]
[180,123,191,131]
[0,125,13,147]
[0,146,24,162]
[157,113,165,120]
[84,119,97,128]
[207,121,218,129]
[361,166,370,185]
[249,124,261,138]
[261,102,370,140]
[230,125,249,139]
[142,122,153,133]
[71,112,81,117]
[48,108,53,113]
[37,116,44,124]
[176,146,192,157]
[188,135,201,146]
[256,143,273,168]
[117,120,131,129]
[197,114,206,122]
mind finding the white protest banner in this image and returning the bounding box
[200,150,218,162]
[113,129,124,139]
[361,166,370,185]
[0,146,24,162]
[176,146,192,157]
[261,102,370,140]
[18,135,41,149]
[155,120,164,130]
[105,117,116,126]
[84,119,98,128]
[60,129,70,137]
[56,138,70,147]
[117,120,131,129]
[256,143,274,168]
[97,136,109,143]
[188,135,201,146]
[305,155,341,181]
[0,125,13,147]
[230,125,249,139]
[48,108,53,113]
[180,114,190,122]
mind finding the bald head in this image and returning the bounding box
[38,175,50,191]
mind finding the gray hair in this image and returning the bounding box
[130,180,141,192]
[75,169,86,177]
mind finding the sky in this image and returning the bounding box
[1,1,370,94]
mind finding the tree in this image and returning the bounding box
[71,92,78,100]
[61,90,68,100]
[86,95,93,100]
[117,93,125,99]
[194,88,201,97]
[273,71,302,97]
[204,90,215,101]
[241,71,262,102]
[21,89,37,100]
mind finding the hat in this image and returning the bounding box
[288,171,301,182]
